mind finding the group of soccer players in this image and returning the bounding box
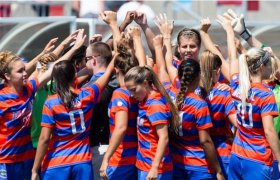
[0,8,280,180]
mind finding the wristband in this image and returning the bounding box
[240,28,252,41]
[261,43,267,49]
[36,62,42,70]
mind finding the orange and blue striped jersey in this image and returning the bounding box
[169,89,213,172]
[230,74,278,165]
[0,79,38,163]
[207,83,236,163]
[136,91,173,173]
[40,83,100,171]
[172,56,181,69]
[108,87,138,166]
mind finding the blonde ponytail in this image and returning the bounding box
[239,54,251,110]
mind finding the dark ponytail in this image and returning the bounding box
[51,60,76,109]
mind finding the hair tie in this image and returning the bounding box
[261,51,270,65]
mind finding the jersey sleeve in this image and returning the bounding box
[41,102,55,128]
[195,103,212,130]
[110,90,129,114]
[147,99,170,126]
[230,73,239,91]
[27,78,39,97]
[224,90,236,116]
[88,82,101,104]
[261,93,279,118]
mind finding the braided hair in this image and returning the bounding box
[176,59,201,109]
[115,37,139,75]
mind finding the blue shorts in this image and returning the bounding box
[217,156,229,179]
[228,154,273,180]
[0,159,33,180]
[272,160,280,180]
[173,165,216,180]
[138,169,172,180]
[41,162,93,180]
[107,164,137,180]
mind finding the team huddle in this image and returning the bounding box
[0,8,280,180]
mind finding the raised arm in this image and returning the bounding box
[135,12,156,58]
[25,37,57,77]
[153,35,170,83]
[199,17,230,81]
[127,26,146,66]
[100,11,121,52]
[37,29,86,89]
[52,30,80,58]
[105,11,136,49]
[154,13,177,83]
[224,9,263,48]
[217,15,238,76]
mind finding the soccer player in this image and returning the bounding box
[31,53,114,179]
[218,14,280,179]
[124,65,179,180]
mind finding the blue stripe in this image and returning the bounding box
[88,83,100,104]
[123,134,137,142]
[127,118,137,126]
[172,136,200,146]
[138,126,150,134]
[46,144,90,159]
[148,111,170,123]
[0,142,33,156]
[139,140,150,149]
[122,147,137,157]
[137,151,152,165]
[234,132,265,154]
[6,118,21,128]
[53,107,92,121]
[209,103,225,113]
[181,113,195,123]
[7,128,30,140]
[212,119,226,127]
[173,162,209,172]
[171,145,206,159]
[54,120,90,137]
[53,131,89,147]
[0,93,18,101]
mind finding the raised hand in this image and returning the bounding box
[154,13,173,37]
[127,26,141,39]
[89,34,102,44]
[43,37,58,53]
[73,29,86,48]
[153,34,163,48]
[216,15,233,32]
[134,12,147,27]
[200,17,211,33]
[123,11,136,25]
[223,9,246,35]
[100,11,117,25]
[224,9,251,40]
[60,29,80,47]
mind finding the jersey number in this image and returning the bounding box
[178,111,184,136]
[236,102,253,128]
[69,109,86,134]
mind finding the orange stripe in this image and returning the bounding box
[42,152,91,171]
